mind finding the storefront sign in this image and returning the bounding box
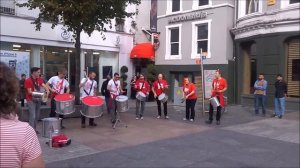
[267,0,276,6]
[204,70,216,98]
[0,50,30,79]
[168,11,208,24]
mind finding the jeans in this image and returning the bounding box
[185,99,197,120]
[105,96,111,113]
[156,98,167,116]
[136,99,145,117]
[255,94,266,114]
[274,97,285,116]
[27,101,41,131]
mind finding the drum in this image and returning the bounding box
[136,91,146,101]
[42,117,61,138]
[54,93,75,115]
[116,95,129,112]
[80,96,104,118]
[158,93,168,103]
[32,91,48,102]
[209,96,220,108]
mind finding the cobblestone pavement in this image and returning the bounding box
[37,100,299,167]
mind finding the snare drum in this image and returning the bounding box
[158,93,168,103]
[116,95,129,112]
[209,96,220,108]
[136,91,146,101]
[54,93,75,115]
[80,96,104,118]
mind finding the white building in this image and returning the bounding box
[0,0,136,92]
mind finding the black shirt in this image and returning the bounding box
[274,80,287,98]
[101,79,110,98]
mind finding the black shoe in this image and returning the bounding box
[35,131,40,134]
[61,125,65,129]
[205,120,212,124]
[111,119,116,124]
[271,114,277,117]
[81,124,86,128]
[216,121,221,125]
[89,123,97,127]
[278,115,282,119]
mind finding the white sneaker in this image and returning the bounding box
[190,119,194,122]
[140,117,144,120]
[165,116,169,119]
[136,117,139,120]
[157,116,161,119]
[183,118,187,121]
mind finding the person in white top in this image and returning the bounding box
[107,73,124,123]
[79,71,98,128]
[46,69,70,129]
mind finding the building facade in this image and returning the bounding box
[0,0,136,93]
[155,0,235,102]
[232,0,300,110]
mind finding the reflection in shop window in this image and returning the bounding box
[198,0,209,6]
[290,0,300,4]
[246,0,259,14]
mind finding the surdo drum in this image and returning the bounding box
[209,96,221,108]
[80,96,104,118]
[116,95,129,112]
[54,93,75,115]
[136,91,146,101]
[158,93,168,103]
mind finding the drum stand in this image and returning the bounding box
[112,111,127,129]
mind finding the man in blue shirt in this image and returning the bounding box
[254,73,268,116]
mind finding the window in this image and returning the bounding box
[172,0,180,12]
[191,20,211,58]
[115,18,125,32]
[0,0,15,15]
[246,0,259,14]
[199,0,209,6]
[290,0,300,4]
[167,0,181,14]
[166,24,182,59]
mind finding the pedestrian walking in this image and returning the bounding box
[19,74,26,107]
[101,75,111,114]
[182,76,197,122]
[130,75,137,99]
[79,71,98,128]
[152,73,169,119]
[0,62,45,168]
[273,74,287,119]
[254,73,268,116]
[24,67,49,134]
[46,68,70,129]
[134,73,150,120]
[205,70,227,125]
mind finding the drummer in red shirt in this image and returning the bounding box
[152,73,169,119]
[182,76,197,122]
[134,73,150,120]
[206,69,227,125]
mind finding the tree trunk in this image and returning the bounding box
[74,29,81,104]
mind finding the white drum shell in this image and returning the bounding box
[55,97,75,115]
[116,95,129,112]
[136,92,146,101]
[210,96,220,108]
[158,93,168,103]
[80,97,104,118]
[42,118,61,138]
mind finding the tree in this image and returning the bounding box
[18,0,140,103]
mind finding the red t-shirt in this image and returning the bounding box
[153,79,168,96]
[24,77,44,101]
[134,79,150,95]
[211,77,227,97]
[183,83,197,100]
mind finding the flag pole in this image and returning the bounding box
[200,48,205,116]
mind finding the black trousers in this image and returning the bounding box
[209,96,222,121]
[156,98,167,116]
[81,115,94,125]
[20,99,25,107]
[49,98,64,124]
[186,99,197,120]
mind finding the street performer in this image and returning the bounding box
[135,73,150,120]
[46,68,70,129]
[182,76,197,122]
[25,67,49,134]
[152,73,169,119]
[206,69,227,125]
[107,73,124,124]
[79,71,98,128]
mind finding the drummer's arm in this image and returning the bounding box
[65,87,70,94]
[41,83,50,93]
[27,88,33,95]
[151,86,157,97]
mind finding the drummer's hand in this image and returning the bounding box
[154,94,157,98]
[185,95,189,99]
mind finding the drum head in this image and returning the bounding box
[82,96,104,106]
[158,93,165,99]
[138,92,146,97]
[116,95,128,102]
[54,93,75,102]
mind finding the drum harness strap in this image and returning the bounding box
[139,81,145,93]
[51,79,64,98]
[31,76,40,92]
[83,78,94,96]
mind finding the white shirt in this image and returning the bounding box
[80,78,97,98]
[107,79,120,95]
[47,76,69,94]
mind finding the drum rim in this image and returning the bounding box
[80,110,103,118]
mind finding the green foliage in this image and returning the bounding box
[120,66,129,73]
[120,66,128,89]
[146,64,157,84]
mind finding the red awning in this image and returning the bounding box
[130,43,155,60]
